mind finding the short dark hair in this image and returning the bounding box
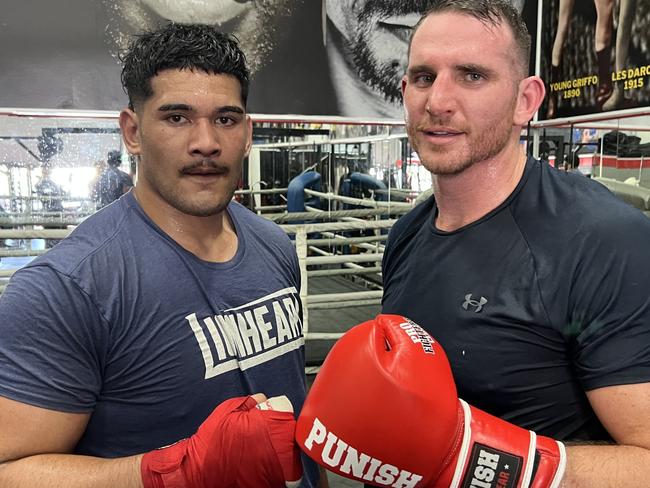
[107,150,122,167]
[408,0,531,76]
[120,23,250,110]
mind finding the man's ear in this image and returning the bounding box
[119,108,141,157]
[401,74,408,99]
[514,76,546,126]
[244,115,253,157]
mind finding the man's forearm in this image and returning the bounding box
[563,445,649,487]
[0,453,144,488]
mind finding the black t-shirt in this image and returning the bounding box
[382,158,650,441]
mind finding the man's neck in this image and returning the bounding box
[432,145,528,232]
[133,187,237,263]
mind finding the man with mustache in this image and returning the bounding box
[324,0,532,118]
[0,23,322,488]
[380,0,650,486]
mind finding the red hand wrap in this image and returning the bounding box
[141,396,302,488]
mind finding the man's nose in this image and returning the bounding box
[188,119,221,157]
[424,74,457,116]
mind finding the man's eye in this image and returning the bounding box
[167,114,187,124]
[466,73,483,82]
[414,74,433,86]
[217,116,235,125]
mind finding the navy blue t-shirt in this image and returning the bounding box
[382,158,650,441]
[0,192,318,486]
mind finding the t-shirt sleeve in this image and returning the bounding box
[570,212,650,391]
[0,265,107,412]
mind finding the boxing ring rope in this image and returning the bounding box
[0,218,87,226]
[306,235,386,246]
[304,253,383,265]
[308,266,382,277]
[265,207,408,223]
[234,187,288,196]
[313,231,385,252]
[0,194,95,203]
[303,188,412,210]
[0,249,48,258]
[279,217,396,234]
[0,229,71,239]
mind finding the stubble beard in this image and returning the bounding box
[407,115,514,177]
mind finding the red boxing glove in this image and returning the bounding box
[141,395,302,488]
[296,314,566,488]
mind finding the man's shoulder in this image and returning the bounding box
[512,159,650,260]
[528,159,649,229]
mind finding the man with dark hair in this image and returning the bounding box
[377,1,650,486]
[92,150,134,208]
[0,23,320,488]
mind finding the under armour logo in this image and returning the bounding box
[462,294,488,313]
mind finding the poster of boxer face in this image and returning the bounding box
[540,0,650,120]
[0,0,311,113]
[324,0,537,118]
[0,0,535,119]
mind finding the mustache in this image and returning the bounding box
[414,118,463,132]
[180,160,229,174]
